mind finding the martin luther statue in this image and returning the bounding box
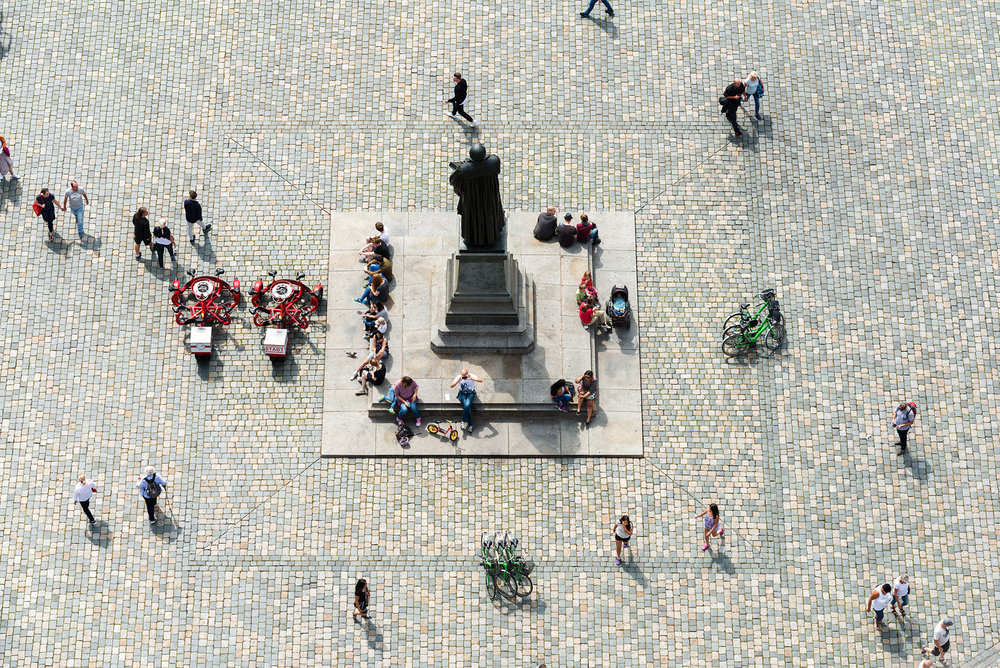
[449,142,505,249]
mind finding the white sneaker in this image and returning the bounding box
[10,173,20,180]
[469,121,477,128]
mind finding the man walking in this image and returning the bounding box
[922,618,954,665]
[183,190,210,243]
[580,0,613,18]
[136,466,167,525]
[62,181,90,237]
[446,73,476,127]
[893,401,916,455]
[72,474,98,525]
[865,582,893,631]
[720,78,746,137]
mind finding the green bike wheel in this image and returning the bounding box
[511,573,533,599]
[485,572,499,600]
[764,323,786,351]
[722,333,751,357]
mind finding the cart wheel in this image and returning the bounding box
[450,430,459,442]
[427,424,439,435]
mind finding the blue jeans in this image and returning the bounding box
[71,206,85,235]
[358,286,375,304]
[552,393,572,409]
[751,92,761,116]
[582,0,612,15]
[457,389,476,425]
[397,399,420,421]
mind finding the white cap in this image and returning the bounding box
[144,466,155,476]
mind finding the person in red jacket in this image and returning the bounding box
[575,213,601,245]
[579,296,612,333]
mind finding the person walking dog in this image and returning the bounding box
[136,466,167,525]
[446,73,476,127]
[72,474,98,525]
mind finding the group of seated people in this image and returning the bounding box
[533,207,601,248]
[550,371,598,426]
[350,222,392,395]
[576,270,613,333]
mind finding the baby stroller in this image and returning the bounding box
[606,285,631,329]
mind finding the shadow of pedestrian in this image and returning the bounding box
[151,507,182,542]
[47,233,71,257]
[708,546,736,574]
[85,521,113,548]
[621,559,648,588]
[0,176,21,206]
[588,16,620,40]
[903,453,931,481]
[80,234,102,253]
[361,618,384,653]
[194,236,216,264]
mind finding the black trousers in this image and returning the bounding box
[451,101,473,122]
[725,107,742,134]
[79,500,95,522]
[144,496,158,521]
[897,428,909,451]
[154,243,176,267]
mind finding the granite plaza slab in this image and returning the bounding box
[2,0,1000,665]
[322,211,642,456]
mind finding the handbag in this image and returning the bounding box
[32,201,43,216]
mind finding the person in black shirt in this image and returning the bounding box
[356,357,386,395]
[152,219,177,268]
[534,206,558,241]
[556,213,578,248]
[721,78,746,137]
[183,190,210,243]
[132,207,152,260]
[35,188,64,241]
[446,73,476,127]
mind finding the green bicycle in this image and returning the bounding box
[479,531,533,601]
[721,289,785,357]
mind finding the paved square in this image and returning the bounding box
[1,0,999,666]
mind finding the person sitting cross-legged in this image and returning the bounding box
[387,375,421,427]
[450,368,483,433]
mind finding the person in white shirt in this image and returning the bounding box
[72,474,98,525]
[742,71,764,120]
[865,583,893,631]
[922,618,954,664]
[891,574,910,617]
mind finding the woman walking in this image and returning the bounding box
[0,136,19,180]
[695,503,724,551]
[612,514,633,566]
[72,474,98,525]
[35,188,64,241]
[353,579,370,619]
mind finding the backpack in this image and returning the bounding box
[395,424,413,447]
[144,475,162,498]
[908,401,917,417]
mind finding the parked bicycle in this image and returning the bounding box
[479,530,534,601]
[721,288,785,357]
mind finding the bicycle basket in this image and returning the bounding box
[760,288,777,301]
[521,559,535,575]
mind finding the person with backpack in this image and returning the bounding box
[136,466,167,525]
[893,401,917,455]
[743,71,764,120]
[353,579,370,620]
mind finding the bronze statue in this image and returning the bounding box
[449,143,505,248]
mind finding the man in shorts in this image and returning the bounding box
[922,618,954,665]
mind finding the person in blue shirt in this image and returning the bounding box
[450,368,483,433]
[136,466,167,525]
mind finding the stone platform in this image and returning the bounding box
[322,211,642,456]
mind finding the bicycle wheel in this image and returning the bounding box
[427,424,439,435]
[496,572,518,600]
[485,571,498,600]
[722,333,751,357]
[511,573,533,599]
[764,323,786,351]
[722,312,745,332]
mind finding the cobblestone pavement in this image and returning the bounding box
[1,0,999,666]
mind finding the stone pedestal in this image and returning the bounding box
[432,250,535,354]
